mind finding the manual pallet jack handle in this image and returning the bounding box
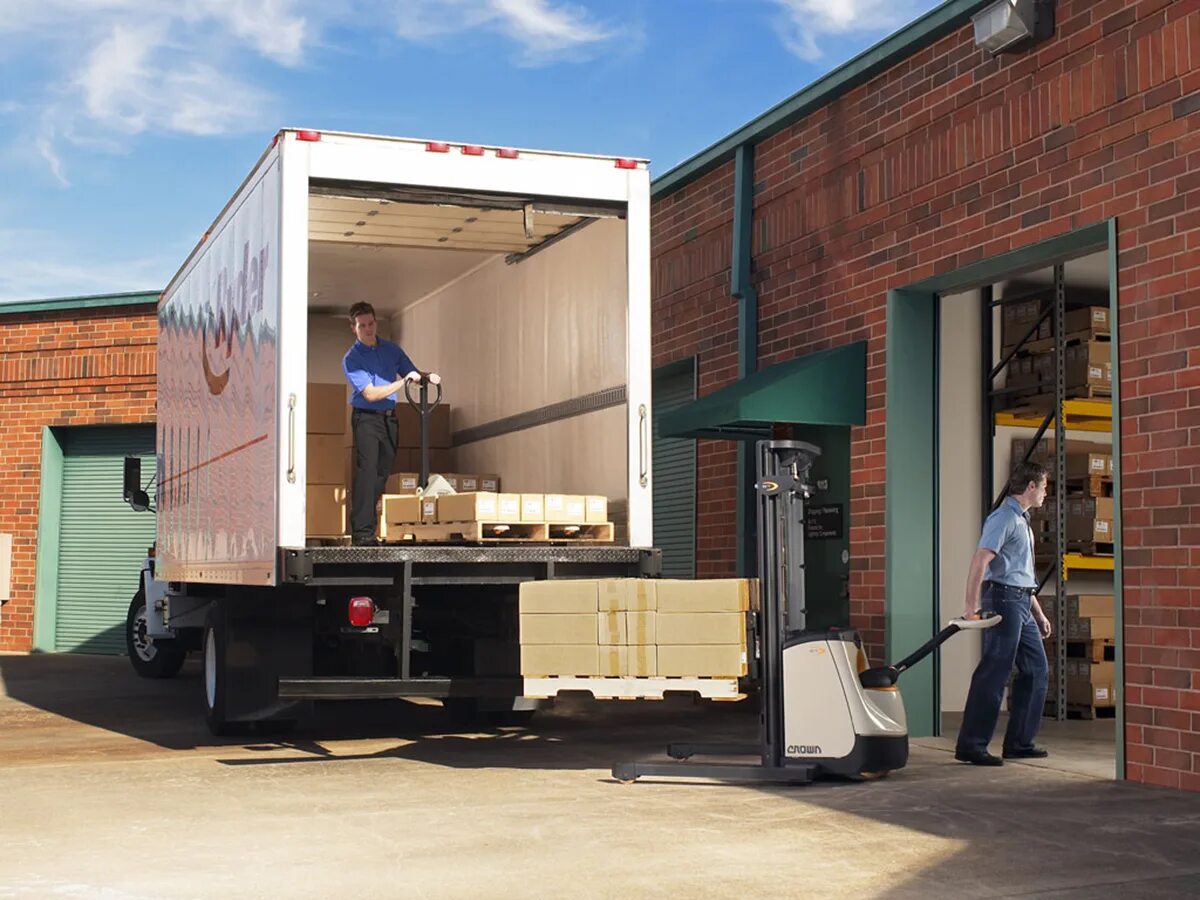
[859,611,1001,689]
[404,372,443,492]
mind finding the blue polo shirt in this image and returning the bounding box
[343,339,417,411]
[978,496,1037,588]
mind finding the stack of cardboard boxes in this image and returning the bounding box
[1015,437,1115,553]
[1001,303,1111,403]
[1041,593,1115,711]
[518,578,753,678]
[307,383,351,536]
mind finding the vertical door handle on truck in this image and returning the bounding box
[287,393,297,483]
[639,404,649,487]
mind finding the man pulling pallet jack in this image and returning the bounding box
[613,440,999,784]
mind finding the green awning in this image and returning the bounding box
[660,341,867,440]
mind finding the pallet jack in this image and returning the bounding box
[404,371,443,492]
[612,439,999,785]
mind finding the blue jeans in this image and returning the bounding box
[956,583,1048,754]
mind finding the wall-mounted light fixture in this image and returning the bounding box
[971,0,1055,55]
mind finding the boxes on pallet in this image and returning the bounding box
[658,645,748,678]
[480,474,501,492]
[626,645,657,677]
[1066,679,1113,707]
[307,383,349,435]
[385,472,420,495]
[656,612,745,645]
[518,579,600,614]
[496,493,522,523]
[625,611,657,645]
[586,496,608,524]
[1011,438,1112,478]
[598,579,656,611]
[380,494,435,527]
[307,485,347,535]
[655,578,754,612]
[1065,616,1115,641]
[598,646,624,677]
[545,494,586,523]
[519,613,598,645]
[456,474,480,492]
[1001,298,1046,351]
[1065,340,1111,391]
[437,492,499,523]
[598,611,627,645]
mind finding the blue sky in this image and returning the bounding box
[0,0,942,302]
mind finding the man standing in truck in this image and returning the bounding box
[343,301,421,546]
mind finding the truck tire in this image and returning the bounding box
[126,591,186,679]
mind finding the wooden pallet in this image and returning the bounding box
[1062,475,1114,498]
[546,522,615,542]
[383,521,548,543]
[1056,639,1115,662]
[307,534,351,546]
[1044,702,1116,720]
[1025,329,1111,354]
[1065,385,1111,401]
[523,676,744,701]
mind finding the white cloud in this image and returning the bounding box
[769,0,934,61]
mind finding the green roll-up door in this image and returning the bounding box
[55,426,156,654]
[653,364,696,578]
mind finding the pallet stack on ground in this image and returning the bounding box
[1041,593,1116,719]
[379,491,613,543]
[518,578,755,700]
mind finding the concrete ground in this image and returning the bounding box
[2,652,1199,900]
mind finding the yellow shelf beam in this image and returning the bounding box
[994,398,1112,433]
[1062,553,1115,579]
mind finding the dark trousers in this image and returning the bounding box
[350,409,397,542]
[956,583,1048,754]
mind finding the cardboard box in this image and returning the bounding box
[437,492,499,523]
[657,645,748,678]
[381,494,423,526]
[480,474,502,493]
[497,493,522,523]
[1070,594,1114,618]
[655,579,753,613]
[519,613,597,645]
[519,579,600,614]
[520,494,545,522]
[598,579,657,612]
[625,644,657,677]
[456,474,480,493]
[1067,679,1114,707]
[420,496,437,522]
[1001,298,1046,351]
[520,644,599,677]
[307,383,348,435]
[625,611,657,645]
[306,433,345,485]
[395,403,451,449]
[1065,340,1111,389]
[385,472,420,495]
[656,612,746,645]
[598,611,626,645]
[598,646,624,677]
[545,494,586,524]
[306,485,347,535]
[1066,616,1115,641]
[585,496,608,524]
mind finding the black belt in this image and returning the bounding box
[352,407,395,417]
[984,581,1034,594]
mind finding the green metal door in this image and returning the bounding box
[55,426,156,654]
[653,363,696,578]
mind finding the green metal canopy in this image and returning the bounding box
[659,341,867,440]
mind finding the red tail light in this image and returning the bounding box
[348,597,375,627]
[615,158,638,169]
[426,142,450,153]
[296,130,322,142]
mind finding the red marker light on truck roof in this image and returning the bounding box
[296,130,322,142]
[615,158,638,170]
[348,597,375,627]
[496,148,519,159]
[461,145,484,156]
[426,142,450,153]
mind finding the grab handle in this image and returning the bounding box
[287,393,297,483]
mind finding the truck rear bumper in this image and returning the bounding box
[277,676,524,700]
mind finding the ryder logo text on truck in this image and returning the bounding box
[201,241,270,395]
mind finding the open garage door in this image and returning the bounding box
[55,426,156,654]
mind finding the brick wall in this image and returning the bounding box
[0,304,157,651]
[651,0,1200,789]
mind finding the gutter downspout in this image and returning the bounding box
[732,143,758,578]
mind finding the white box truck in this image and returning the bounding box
[123,128,659,734]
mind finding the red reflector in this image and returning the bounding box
[426,142,451,153]
[296,130,321,142]
[461,145,484,156]
[615,158,638,170]
[348,597,375,627]
[496,148,519,159]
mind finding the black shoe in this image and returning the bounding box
[1003,746,1049,759]
[955,749,1004,766]
[351,536,380,547]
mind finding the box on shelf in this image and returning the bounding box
[437,492,499,523]
[1066,679,1113,707]
[1065,340,1111,391]
[1065,616,1115,641]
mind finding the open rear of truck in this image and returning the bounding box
[151,129,659,731]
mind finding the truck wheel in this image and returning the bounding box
[203,605,238,736]
[126,591,186,679]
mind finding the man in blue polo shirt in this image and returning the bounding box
[955,460,1054,766]
[343,301,421,546]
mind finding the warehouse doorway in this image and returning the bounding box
[652,360,697,578]
[34,425,157,655]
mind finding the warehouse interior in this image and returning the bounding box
[937,249,1117,777]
